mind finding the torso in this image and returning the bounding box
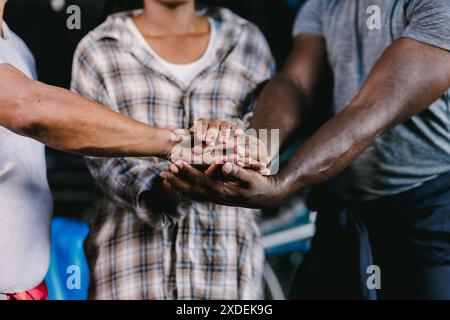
[0,22,53,294]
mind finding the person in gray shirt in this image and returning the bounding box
[162,0,450,299]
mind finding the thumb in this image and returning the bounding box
[222,163,252,185]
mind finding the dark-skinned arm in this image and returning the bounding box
[250,34,330,149]
[161,37,450,208]
[0,63,180,158]
[273,37,450,200]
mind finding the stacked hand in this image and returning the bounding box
[167,119,272,174]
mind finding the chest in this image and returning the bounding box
[103,51,256,128]
[145,34,211,64]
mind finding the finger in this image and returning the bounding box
[236,145,246,158]
[222,163,254,185]
[204,162,220,176]
[209,154,228,165]
[178,162,222,192]
[201,148,218,165]
[193,118,209,142]
[169,163,179,174]
[259,168,272,176]
[192,144,205,155]
[243,159,267,171]
[162,172,198,198]
[231,123,245,136]
[219,121,232,144]
[170,144,194,164]
[205,120,221,146]
[170,128,190,143]
[230,154,240,163]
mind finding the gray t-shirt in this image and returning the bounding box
[293,0,450,201]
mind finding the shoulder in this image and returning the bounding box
[405,0,450,16]
[74,11,134,59]
[204,7,265,40]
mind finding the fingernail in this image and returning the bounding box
[160,172,168,179]
[175,160,184,168]
[260,169,271,176]
[223,163,233,174]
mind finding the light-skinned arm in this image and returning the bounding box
[0,63,180,158]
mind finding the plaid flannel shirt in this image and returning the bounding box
[71,8,274,300]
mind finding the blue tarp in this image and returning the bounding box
[45,217,89,300]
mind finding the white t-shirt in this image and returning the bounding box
[126,17,217,87]
[0,21,53,294]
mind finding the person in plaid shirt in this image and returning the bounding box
[71,0,274,300]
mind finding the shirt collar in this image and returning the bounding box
[0,21,11,40]
[92,7,248,69]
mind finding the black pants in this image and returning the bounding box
[290,172,450,300]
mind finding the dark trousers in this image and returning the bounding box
[290,172,450,300]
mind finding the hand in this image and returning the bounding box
[190,119,273,173]
[160,161,282,209]
[192,118,244,146]
[231,133,272,172]
[167,122,242,167]
[165,122,271,173]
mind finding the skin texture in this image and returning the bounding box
[162,35,450,208]
[0,64,180,158]
[0,0,190,159]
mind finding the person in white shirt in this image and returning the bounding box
[0,13,53,296]
[0,0,221,300]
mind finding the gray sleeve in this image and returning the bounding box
[292,0,324,37]
[402,0,450,51]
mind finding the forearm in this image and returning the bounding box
[0,65,174,158]
[274,101,388,199]
[26,82,173,157]
[250,34,330,151]
[272,38,450,201]
[250,75,305,147]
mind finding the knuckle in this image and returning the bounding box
[194,174,207,186]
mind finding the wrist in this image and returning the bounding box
[258,175,285,208]
[268,170,304,205]
[154,128,176,160]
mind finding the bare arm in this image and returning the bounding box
[275,38,450,199]
[0,64,176,158]
[250,34,330,147]
[162,37,450,208]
